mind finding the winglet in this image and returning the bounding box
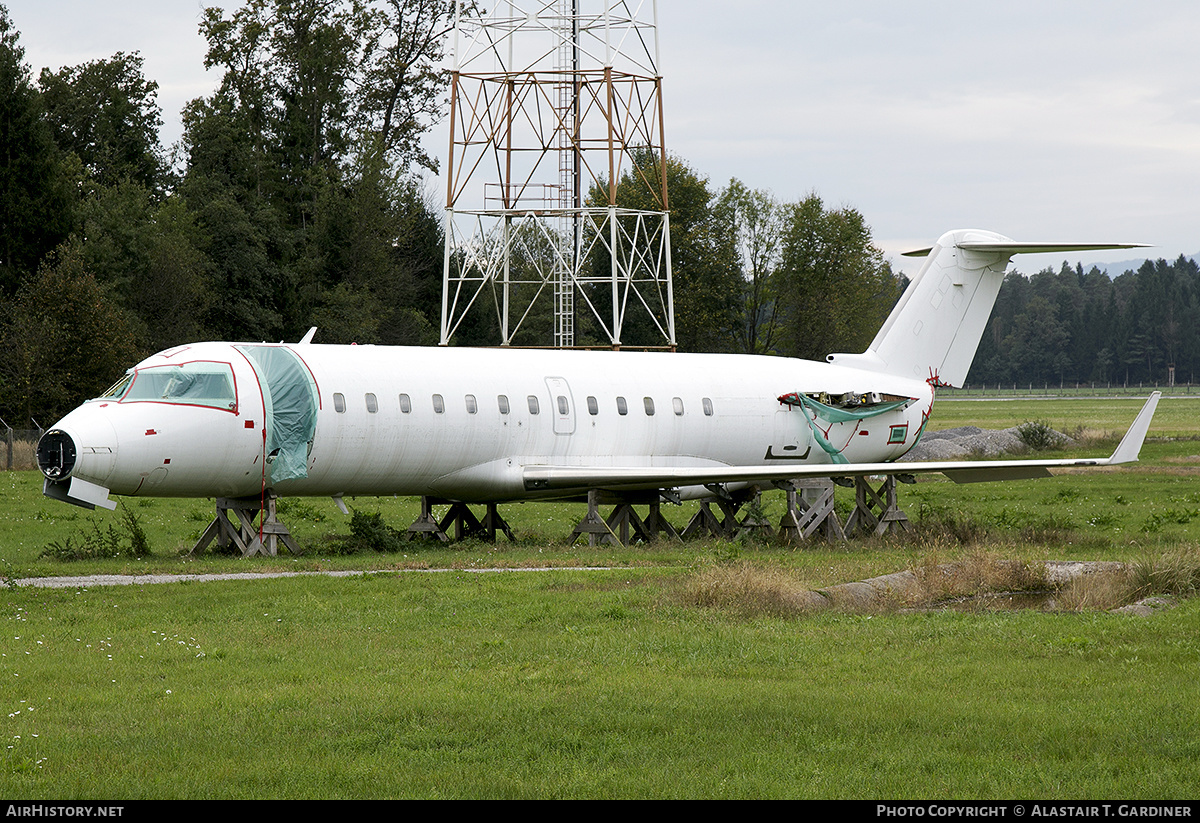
[1107,392,1161,465]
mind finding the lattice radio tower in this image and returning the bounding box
[440,0,674,349]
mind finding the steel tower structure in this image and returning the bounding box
[440,0,674,348]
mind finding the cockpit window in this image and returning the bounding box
[122,362,237,411]
[100,372,134,399]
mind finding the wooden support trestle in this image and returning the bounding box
[844,475,911,537]
[406,497,516,543]
[679,490,772,541]
[190,493,303,557]
[570,490,683,546]
[777,479,846,541]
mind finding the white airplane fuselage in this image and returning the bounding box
[45,343,935,504]
[39,230,1155,511]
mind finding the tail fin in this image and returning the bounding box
[826,230,1147,387]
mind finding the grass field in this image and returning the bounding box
[3,395,1200,798]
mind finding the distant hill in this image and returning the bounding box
[1092,252,1200,277]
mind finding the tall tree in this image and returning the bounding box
[183,0,455,342]
[354,0,457,172]
[773,194,901,361]
[38,52,165,194]
[715,179,783,354]
[0,5,73,293]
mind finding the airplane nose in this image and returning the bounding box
[37,429,78,480]
[36,411,118,486]
[37,414,118,510]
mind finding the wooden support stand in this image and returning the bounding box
[844,475,911,537]
[570,490,682,546]
[680,499,730,540]
[680,490,772,541]
[778,479,846,541]
[191,493,303,557]
[406,497,516,543]
[405,496,451,542]
[643,500,681,541]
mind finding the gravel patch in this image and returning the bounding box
[6,568,599,589]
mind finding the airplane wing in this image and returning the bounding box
[523,392,1160,493]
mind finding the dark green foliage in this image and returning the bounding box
[0,0,452,424]
[706,182,904,359]
[715,179,783,354]
[773,193,903,361]
[0,245,141,423]
[585,152,744,351]
[968,255,1200,387]
[0,8,74,294]
[332,509,408,554]
[37,51,165,193]
[178,0,451,344]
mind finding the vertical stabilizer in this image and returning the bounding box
[827,229,1012,386]
[826,231,1147,387]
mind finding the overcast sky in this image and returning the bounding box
[8,0,1199,274]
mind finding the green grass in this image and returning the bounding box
[4,396,1200,797]
[4,572,1200,798]
[929,395,1199,439]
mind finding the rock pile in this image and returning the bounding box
[901,425,1076,461]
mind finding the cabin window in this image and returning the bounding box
[465,394,478,414]
[365,393,378,413]
[643,397,655,416]
[557,395,569,415]
[616,396,628,416]
[334,393,346,413]
[702,397,714,416]
[432,394,445,414]
[587,396,598,415]
[673,397,684,416]
[399,393,412,413]
[527,395,540,414]
[498,394,510,414]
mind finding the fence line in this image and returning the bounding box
[3,426,43,471]
[941,383,1184,399]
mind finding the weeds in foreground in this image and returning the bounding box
[680,563,826,617]
[40,503,151,561]
[1128,549,1200,598]
[1057,548,1200,611]
[910,551,1046,604]
[680,548,1200,618]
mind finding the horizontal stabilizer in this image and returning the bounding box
[902,241,1150,258]
[522,393,1160,492]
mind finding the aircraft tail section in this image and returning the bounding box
[826,230,1147,388]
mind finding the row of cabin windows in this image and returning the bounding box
[331,392,716,418]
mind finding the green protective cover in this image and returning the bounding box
[791,394,911,464]
[237,346,318,484]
